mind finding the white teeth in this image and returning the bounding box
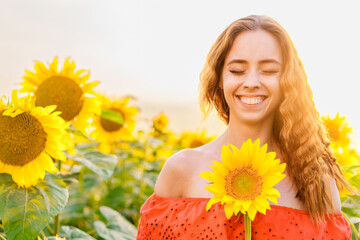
[239,96,264,105]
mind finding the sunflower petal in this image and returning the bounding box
[247,207,258,221]
[49,57,59,74]
[81,81,99,93]
[206,196,221,211]
[224,202,235,219]
[199,172,214,182]
[211,160,228,176]
[204,184,226,195]
[221,145,235,169]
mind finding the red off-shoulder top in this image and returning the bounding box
[137,194,351,240]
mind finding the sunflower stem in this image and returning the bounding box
[86,229,97,235]
[39,230,46,239]
[53,212,61,235]
[46,224,54,235]
[343,213,360,239]
[139,137,149,197]
[53,160,62,235]
[57,160,62,172]
[244,213,252,240]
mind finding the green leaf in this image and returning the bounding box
[67,151,117,180]
[0,173,15,217]
[37,173,69,218]
[0,173,68,240]
[94,221,130,240]
[57,172,79,185]
[348,194,360,201]
[101,109,124,125]
[342,164,360,173]
[75,142,101,151]
[349,217,360,224]
[342,201,360,217]
[60,226,96,240]
[98,206,137,240]
[349,173,360,189]
[2,185,50,240]
[60,181,89,221]
[66,127,90,140]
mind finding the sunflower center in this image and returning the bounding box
[225,167,263,201]
[190,139,204,148]
[100,108,124,132]
[35,76,84,121]
[0,111,47,166]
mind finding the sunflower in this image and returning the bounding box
[150,113,169,139]
[152,113,169,132]
[149,113,177,146]
[333,146,360,167]
[321,113,352,148]
[19,57,101,133]
[0,91,68,188]
[90,94,139,153]
[199,139,286,220]
[178,130,215,149]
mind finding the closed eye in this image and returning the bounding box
[230,70,245,74]
[262,70,279,74]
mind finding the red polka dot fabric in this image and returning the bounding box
[137,194,351,240]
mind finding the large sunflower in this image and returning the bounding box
[90,94,139,153]
[199,139,286,220]
[321,113,352,148]
[178,130,215,149]
[19,57,101,132]
[0,91,68,188]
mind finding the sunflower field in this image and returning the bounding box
[0,57,359,240]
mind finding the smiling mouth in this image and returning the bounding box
[236,96,267,105]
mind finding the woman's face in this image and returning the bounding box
[221,29,282,125]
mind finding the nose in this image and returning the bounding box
[243,70,261,89]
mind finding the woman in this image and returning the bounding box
[137,15,353,239]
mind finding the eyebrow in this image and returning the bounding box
[227,59,281,66]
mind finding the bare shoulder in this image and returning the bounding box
[154,148,201,198]
[328,174,342,213]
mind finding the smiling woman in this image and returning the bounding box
[198,14,354,223]
[220,30,282,126]
[136,14,354,240]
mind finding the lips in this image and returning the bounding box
[236,95,267,105]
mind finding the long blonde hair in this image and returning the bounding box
[199,15,354,224]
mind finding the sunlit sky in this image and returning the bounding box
[1,0,359,143]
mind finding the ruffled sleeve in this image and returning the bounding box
[137,194,214,240]
[137,194,351,240]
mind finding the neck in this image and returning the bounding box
[218,116,279,154]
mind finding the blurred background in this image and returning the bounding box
[1,1,360,239]
[1,0,359,139]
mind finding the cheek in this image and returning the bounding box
[269,80,282,104]
[222,81,238,104]
[222,74,239,92]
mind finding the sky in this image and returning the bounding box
[0,0,359,144]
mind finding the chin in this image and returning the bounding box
[230,110,274,126]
